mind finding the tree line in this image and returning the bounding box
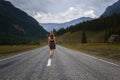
[56,14,120,35]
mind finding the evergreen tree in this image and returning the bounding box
[56,28,66,36]
[81,31,87,43]
[104,31,108,42]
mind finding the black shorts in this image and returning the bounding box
[49,45,56,49]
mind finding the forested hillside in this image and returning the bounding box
[57,14,120,35]
[0,0,48,44]
[56,14,120,43]
[101,0,120,17]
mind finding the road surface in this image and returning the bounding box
[0,46,120,80]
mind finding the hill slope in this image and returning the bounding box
[57,14,120,43]
[0,0,48,44]
[101,0,120,17]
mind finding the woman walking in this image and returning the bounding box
[48,32,56,58]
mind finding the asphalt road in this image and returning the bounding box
[0,45,120,80]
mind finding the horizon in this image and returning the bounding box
[40,17,93,24]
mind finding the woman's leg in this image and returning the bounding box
[50,49,52,58]
[52,49,54,57]
[50,49,54,58]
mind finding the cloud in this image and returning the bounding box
[88,0,118,6]
[86,0,118,17]
[34,6,96,23]
[7,0,57,13]
[7,0,118,23]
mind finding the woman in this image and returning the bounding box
[48,32,56,58]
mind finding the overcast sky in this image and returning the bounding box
[7,0,118,23]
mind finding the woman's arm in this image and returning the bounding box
[54,37,56,45]
[48,37,50,44]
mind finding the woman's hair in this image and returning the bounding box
[50,32,54,39]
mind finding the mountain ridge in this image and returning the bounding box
[101,0,120,17]
[40,17,93,32]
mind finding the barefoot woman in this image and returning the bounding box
[48,32,56,58]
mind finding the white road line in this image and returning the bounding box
[58,46,120,67]
[79,52,120,67]
[0,47,47,62]
[47,59,51,67]
[0,49,39,62]
[0,46,47,62]
[0,52,29,62]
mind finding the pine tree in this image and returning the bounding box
[104,31,108,43]
[81,31,87,43]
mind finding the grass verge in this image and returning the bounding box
[60,43,120,61]
[0,44,46,59]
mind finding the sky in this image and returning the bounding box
[7,0,118,23]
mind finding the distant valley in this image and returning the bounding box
[40,17,93,32]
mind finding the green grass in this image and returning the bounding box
[58,31,105,43]
[60,43,120,61]
[0,44,46,59]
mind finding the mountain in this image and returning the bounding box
[101,0,120,17]
[0,0,48,44]
[40,17,93,32]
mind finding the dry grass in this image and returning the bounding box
[60,43,120,60]
[0,44,46,59]
[58,30,120,61]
